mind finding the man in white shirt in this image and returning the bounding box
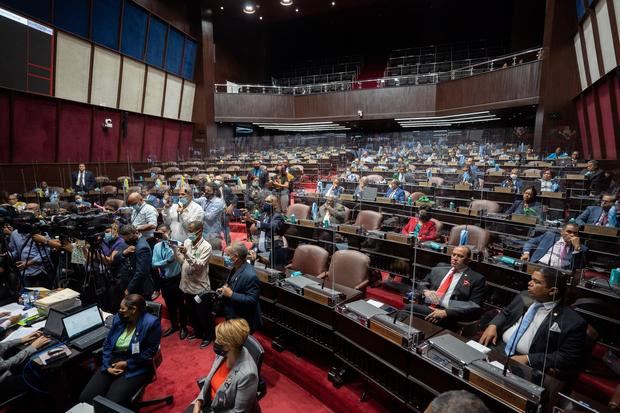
[127,192,158,239]
[480,269,587,373]
[173,220,213,348]
[162,186,204,242]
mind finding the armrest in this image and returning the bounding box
[355,279,369,290]
[317,271,327,279]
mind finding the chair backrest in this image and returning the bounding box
[326,250,370,290]
[447,225,490,251]
[117,175,130,182]
[410,192,425,202]
[354,210,383,231]
[343,206,351,223]
[243,335,264,375]
[469,200,501,213]
[164,167,180,173]
[145,301,162,319]
[220,173,233,180]
[95,176,109,183]
[287,203,310,220]
[522,168,541,177]
[104,198,125,210]
[365,174,384,184]
[102,185,118,194]
[290,245,329,276]
[430,218,443,236]
[429,176,444,186]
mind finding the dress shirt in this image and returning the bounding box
[195,196,225,238]
[76,172,85,187]
[539,179,553,192]
[131,203,159,238]
[438,269,463,309]
[502,301,557,355]
[537,238,573,269]
[162,201,205,242]
[176,238,212,295]
[9,230,50,278]
[152,241,181,279]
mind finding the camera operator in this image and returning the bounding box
[173,220,214,348]
[242,195,288,268]
[7,213,52,288]
[116,225,154,299]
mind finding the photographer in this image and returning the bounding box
[243,195,287,268]
[116,225,154,299]
[8,213,52,288]
[174,220,214,348]
[162,186,204,242]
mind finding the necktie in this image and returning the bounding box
[598,212,608,226]
[559,243,570,265]
[389,190,396,199]
[504,302,543,356]
[431,268,455,308]
[80,172,85,186]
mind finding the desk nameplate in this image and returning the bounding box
[566,174,585,180]
[540,191,565,199]
[488,171,504,177]
[494,187,513,193]
[376,197,393,204]
[454,183,471,190]
[386,232,411,244]
[511,215,537,225]
[340,194,354,201]
[418,182,432,187]
[338,224,360,235]
[299,219,317,228]
[582,224,618,237]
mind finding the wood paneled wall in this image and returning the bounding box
[214,61,541,123]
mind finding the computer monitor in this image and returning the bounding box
[93,396,134,413]
[361,187,378,201]
[62,305,103,339]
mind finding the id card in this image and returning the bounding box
[132,342,140,354]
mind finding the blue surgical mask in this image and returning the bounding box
[104,232,114,242]
[188,232,197,242]
[178,197,189,206]
[262,204,272,214]
[132,204,141,212]
[223,254,234,267]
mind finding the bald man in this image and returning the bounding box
[127,192,158,239]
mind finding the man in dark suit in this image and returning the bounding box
[582,160,610,195]
[117,224,154,299]
[217,242,261,332]
[521,223,588,270]
[246,160,268,189]
[576,193,618,228]
[479,268,587,374]
[72,163,96,193]
[403,246,486,326]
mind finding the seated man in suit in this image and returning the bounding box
[385,179,406,202]
[315,195,346,226]
[217,242,261,333]
[72,163,96,193]
[322,177,344,198]
[393,165,414,184]
[501,169,524,193]
[480,268,587,375]
[505,186,543,221]
[520,223,588,270]
[403,246,485,327]
[576,193,618,228]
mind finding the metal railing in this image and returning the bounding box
[215,47,542,96]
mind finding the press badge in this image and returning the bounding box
[132,342,140,354]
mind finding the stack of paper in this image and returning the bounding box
[25,287,51,298]
[35,288,80,313]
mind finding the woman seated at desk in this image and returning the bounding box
[505,186,543,220]
[401,209,437,242]
[186,318,259,413]
[79,294,161,406]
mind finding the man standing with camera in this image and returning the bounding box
[117,224,154,299]
[173,220,213,348]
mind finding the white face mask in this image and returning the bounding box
[510,174,518,180]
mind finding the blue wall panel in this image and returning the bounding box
[0,0,51,22]
[121,0,147,59]
[182,39,197,80]
[145,15,166,67]
[92,0,121,49]
[165,27,183,75]
[54,0,89,38]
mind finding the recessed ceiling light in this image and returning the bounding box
[243,4,256,14]
[280,0,293,6]
[220,6,224,10]
[331,1,336,5]
[295,8,299,12]
[259,16,263,20]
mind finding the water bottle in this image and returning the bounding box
[407,196,413,206]
[426,169,432,180]
[50,191,59,203]
[610,268,620,287]
[21,291,31,310]
[495,164,500,171]
[290,214,297,224]
[459,228,469,246]
[449,201,456,210]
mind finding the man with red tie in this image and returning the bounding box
[403,246,486,327]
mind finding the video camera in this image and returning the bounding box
[48,211,115,244]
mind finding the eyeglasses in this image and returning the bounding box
[565,229,578,234]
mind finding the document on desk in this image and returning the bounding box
[1,326,38,343]
[0,302,25,316]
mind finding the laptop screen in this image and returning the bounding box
[63,305,102,339]
[44,308,65,337]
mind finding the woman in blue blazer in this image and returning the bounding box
[79,294,161,406]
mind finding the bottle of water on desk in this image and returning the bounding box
[610,268,620,287]
[21,291,31,310]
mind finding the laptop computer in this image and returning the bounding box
[42,308,66,338]
[361,187,378,202]
[62,305,109,351]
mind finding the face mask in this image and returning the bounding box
[104,232,114,242]
[214,180,222,186]
[75,198,83,204]
[188,232,197,242]
[132,204,141,212]
[178,197,189,206]
[126,237,137,246]
[510,174,518,180]
[213,342,228,357]
[262,204,272,214]
[252,181,259,188]
[223,254,234,267]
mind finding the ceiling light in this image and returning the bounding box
[259,16,263,20]
[295,8,299,12]
[243,4,256,14]
[280,0,293,6]
[331,1,336,5]
[220,6,224,10]
[395,111,490,121]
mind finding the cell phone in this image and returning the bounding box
[232,208,243,218]
[168,239,181,246]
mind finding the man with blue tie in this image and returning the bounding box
[480,268,587,374]
[576,193,618,228]
[385,179,406,202]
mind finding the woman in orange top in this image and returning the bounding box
[188,319,259,413]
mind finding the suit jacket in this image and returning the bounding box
[223,263,262,333]
[576,205,618,228]
[419,265,486,320]
[401,218,437,241]
[71,170,96,192]
[385,187,406,202]
[196,347,259,413]
[101,312,161,379]
[118,237,154,298]
[392,172,414,184]
[523,231,588,269]
[490,292,587,371]
[584,169,609,195]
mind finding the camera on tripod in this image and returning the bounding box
[49,212,115,242]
